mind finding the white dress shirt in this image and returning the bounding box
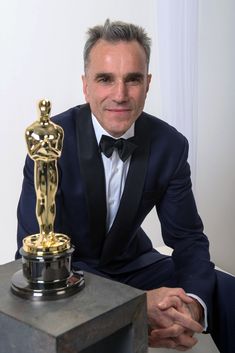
[92,115,134,231]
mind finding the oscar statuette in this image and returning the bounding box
[11,100,85,300]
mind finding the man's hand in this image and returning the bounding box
[147,287,203,351]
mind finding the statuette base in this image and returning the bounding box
[11,247,85,300]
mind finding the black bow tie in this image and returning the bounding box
[99,135,137,162]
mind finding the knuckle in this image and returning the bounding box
[171,325,184,337]
[176,334,196,348]
[177,288,186,296]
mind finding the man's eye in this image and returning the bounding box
[97,76,112,83]
[126,77,142,85]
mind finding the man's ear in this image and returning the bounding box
[146,74,152,93]
[82,75,89,102]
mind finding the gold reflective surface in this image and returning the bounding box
[23,100,70,255]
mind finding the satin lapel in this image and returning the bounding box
[75,104,106,252]
[100,114,151,265]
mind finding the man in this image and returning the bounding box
[17,19,234,352]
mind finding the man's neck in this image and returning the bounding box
[91,114,135,144]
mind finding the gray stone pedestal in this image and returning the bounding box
[0,260,148,353]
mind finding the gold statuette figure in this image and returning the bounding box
[11,99,85,300]
[23,99,70,255]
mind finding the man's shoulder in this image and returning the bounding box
[141,111,187,144]
[52,103,90,126]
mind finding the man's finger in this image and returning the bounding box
[148,336,178,349]
[158,290,193,309]
[157,295,184,310]
[170,307,203,333]
[174,332,198,349]
[149,330,198,350]
[150,324,185,339]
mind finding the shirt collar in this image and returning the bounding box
[92,114,135,144]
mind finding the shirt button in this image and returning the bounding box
[109,200,114,205]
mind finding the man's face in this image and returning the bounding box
[82,40,151,137]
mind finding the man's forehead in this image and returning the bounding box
[88,39,147,62]
[86,43,148,75]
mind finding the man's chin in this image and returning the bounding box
[105,124,132,137]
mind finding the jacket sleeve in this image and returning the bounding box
[156,137,216,316]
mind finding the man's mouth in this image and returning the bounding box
[106,108,131,112]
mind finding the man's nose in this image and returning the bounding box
[112,81,128,103]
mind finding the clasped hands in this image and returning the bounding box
[147,287,204,351]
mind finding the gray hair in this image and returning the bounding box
[83,19,151,72]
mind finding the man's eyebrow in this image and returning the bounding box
[94,72,145,81]
[125,72,144,80]
[94,72,113,79]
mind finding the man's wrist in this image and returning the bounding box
[187,293,208,330]
[188,298,204,324]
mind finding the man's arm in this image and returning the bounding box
[156,137,216,312]
[147,137,215,349]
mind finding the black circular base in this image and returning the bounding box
[11,269,85,300]
[11,246,85,300]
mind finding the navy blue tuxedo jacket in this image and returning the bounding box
[17,103,215,309]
